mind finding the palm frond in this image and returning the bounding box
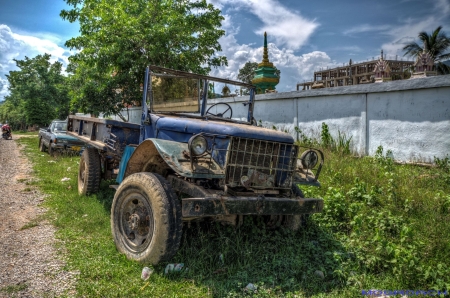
[402,42,422,57]
[403,26,450,62]
[437,53,450,61]
[436,61,450,75]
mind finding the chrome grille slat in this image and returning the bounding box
[225,137,297,189]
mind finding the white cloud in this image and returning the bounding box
[379,1,449,57]
[210,17,333,92]
[333,46,363,53]
[209,0,318,50]
[0,77,8,101]
[435,0,450,16]
[343,24,392,36]
[0,24,72,101]
[339,0,450,59]
[381,18,443,57]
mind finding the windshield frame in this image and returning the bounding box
[145,66,256,123]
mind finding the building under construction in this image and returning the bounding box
[297,51,414,90]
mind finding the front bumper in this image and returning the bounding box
[182,196,323,217]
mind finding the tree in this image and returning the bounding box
[403,26,450,74]
[0,100,26,130]
[238,62,280,84]
[237,62,259,85]
[237,61,280,94]
[61,0,227,117]
[3,54,70,128]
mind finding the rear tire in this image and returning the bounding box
[111,172,182,264]
[78,147,101,195]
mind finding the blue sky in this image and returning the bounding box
[1,0,449,101]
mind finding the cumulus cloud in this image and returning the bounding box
[210,15,333,92]
[0,24,72,101]
[209,0,318,50]
[206,0,331,91]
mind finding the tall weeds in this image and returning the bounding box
[296,122,353,155]
[300,126,450,291]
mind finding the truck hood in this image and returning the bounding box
[154,114,294,143]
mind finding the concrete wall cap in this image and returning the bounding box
[257,75,450,101]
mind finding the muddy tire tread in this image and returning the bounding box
[78,147,101,195]
[111,172,182,264]
[285,185,307,231]
[48,142,53,156]
[39,138,46,152]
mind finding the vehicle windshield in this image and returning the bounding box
[151,74,200,113]
[52,122,67,132]
[148,66,255,124]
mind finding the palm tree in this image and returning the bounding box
[403,26,450,74]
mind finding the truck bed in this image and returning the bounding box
[67,115,140,156]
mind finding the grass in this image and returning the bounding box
[0,283,28,296]
[14,128,450,297]
[12,130,40,136]
[20,220,40,230]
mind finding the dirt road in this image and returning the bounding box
[0,135,76,297]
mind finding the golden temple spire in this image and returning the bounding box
[262,31,270,63]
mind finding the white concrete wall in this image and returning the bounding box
[366,86,450,162]
[208,75,450,163]
[99,107,142,124]
[113,75,449,163]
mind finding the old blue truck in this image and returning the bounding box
[67,66,324,265]
[38,119,85,156]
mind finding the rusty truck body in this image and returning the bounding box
[67,66,324,264]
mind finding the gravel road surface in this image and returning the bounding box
[0,135,77,297]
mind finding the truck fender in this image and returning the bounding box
[123,138,193,181]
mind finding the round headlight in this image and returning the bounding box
[299,150,318,169]
[188,135,208,156]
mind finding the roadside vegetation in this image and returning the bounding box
[13,126,449,297]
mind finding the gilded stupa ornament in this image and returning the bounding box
[252,32,280,94]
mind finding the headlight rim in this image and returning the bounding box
[299,149,319,169]
[188,134,208,156]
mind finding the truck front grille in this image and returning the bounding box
[225,137,297,189]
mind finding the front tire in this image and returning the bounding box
[284,185,307,231]
[48,143,54,156]
[111,172,182,264]
[78,147,101,195]
[39,138,46,152]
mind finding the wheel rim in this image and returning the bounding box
[118,192,154,253]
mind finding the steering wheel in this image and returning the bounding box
[205,103,233,119]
